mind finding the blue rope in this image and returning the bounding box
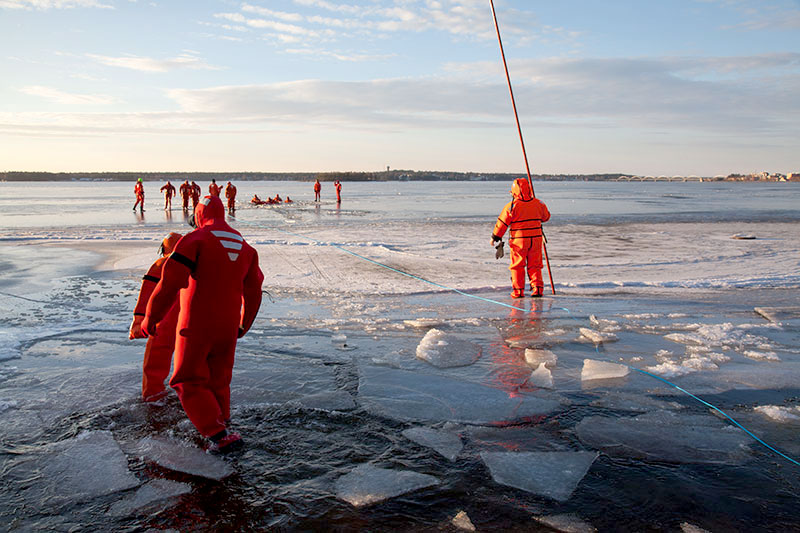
[253,223,800,468]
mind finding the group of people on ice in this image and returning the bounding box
[128,176,548,453]
[133,178,239,214]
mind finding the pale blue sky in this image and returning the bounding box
[1,0,798,174]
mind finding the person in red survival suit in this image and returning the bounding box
[190,181,201,210]
[133,177,145,212]
[208,179,222,197]
[179,180,192,211]
[160,181,176,210]
[129,232,183,401]
[313,178,321,202]
[492,178,551,298]
[224,181,237,213]
[142,195,263,452]
[334,180,342,203]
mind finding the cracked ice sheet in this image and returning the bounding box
[358,364,562,425]
[135,435,233,480]
[334,464,440,507]
[402,427,463,461]
[480,451,598,502]
[108,479,192,517]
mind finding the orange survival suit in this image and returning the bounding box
[142,196,263,438]
[313,179,321,201]
[334,180,342,203]
[133,180,145,212]
[209,180,222,197]
[129,232,182,401]
[160,181,176,210]
[492,178,551,298]
[179,180,192,210]
[225,182,237,211]
[190,181,201,209]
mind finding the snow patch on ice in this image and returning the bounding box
[415,328,481,368]
[334,463,439,507]
[754,405,800,422]
[743,350,780,362]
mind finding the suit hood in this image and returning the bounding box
[511,178,533,201]
[195,195,225,227]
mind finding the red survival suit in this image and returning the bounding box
[225,182,237,211]
[133,180,145,211]
[179,180,192,210]
[334,180,342,203]
[142,196,263,438]
[492,178,551,298]
[209,181,222,197]
[129,232,182,401]
[190,182,201,209]
[313,179,321,201]
[160,181,176,210]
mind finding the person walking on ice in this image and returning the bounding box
[492,178,550,298]
[160,181,176,210]
[133,177,145,212]
[225,181,237,213]
[179,180,192,211]
[334,180,342,203]
[313,178,321,202]
[142,195,263,453]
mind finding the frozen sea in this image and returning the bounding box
[0,179,799,531]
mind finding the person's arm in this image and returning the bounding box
[130,259,163,339]
[238,249,264,338]
[540,202,551,223]
[492,202,512,242]
[142,238,195,336]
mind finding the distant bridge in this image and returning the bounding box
[614,175,711,182]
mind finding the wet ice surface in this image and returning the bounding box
[334,463,440,507]
[135,435,233,480]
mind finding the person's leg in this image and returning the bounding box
[508,240,526,298]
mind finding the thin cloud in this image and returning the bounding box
[86,52,220,72]
[20,85,115,105]
[0,0,112,9]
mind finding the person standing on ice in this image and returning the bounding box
[190,180,201,210]
[492,178,550,298]
[160,181,176,210]
[179,180,192,211]
[133,177,145,212]
[129,232,182,401]
[334,180,342,203]
[224,181,237,213]
[142,195,263,453]
[208,179,222,197]
[313,178,321,202]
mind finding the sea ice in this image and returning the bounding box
[533,514,597,533]
[404,317,447,329]
[581,359,629,381]
[415,328,481,368]
[754,306,800,324]
[579,328,617,344]
[290,390,357,411]
[742,350,780,362]
[753,405,800,423]
[524,348,557,368]
[334,463,440,507]
[358,364,561,425]
[589,392,683,413]
[136,435,233,480]
[402,426,463,461]
[528,363,554,389]
[451,510,476,531]
[575,410,751,464]
[480,451,598,502]
[467,425,563,452]
[589,314,620,332]
[108,479,192,516]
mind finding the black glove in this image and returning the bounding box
[238,327,246,338]
[492,234,501,243]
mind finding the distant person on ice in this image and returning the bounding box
[334,180,342,203]
[179,180,192,211]
[160,181,176,211]
[492,178,550,298]
[225,181,237,213]
[129,232,182,402]
[133,178,145,212]
[142,195,263,453]
[208,179,222,197]
[190,180,201,210]
[313,178,321,202]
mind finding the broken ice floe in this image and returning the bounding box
[480,451,598,502]
[403,317,447,329]
[108,479,192,516]
[358,364,560,425]
[579,328,618,344]
[576,410,751,464]
[533,513,597,533]
[402,426,463,461]
[589,392,683,413]
[681,522,712,533]
[10,431,140,509]
[416,328,481,368]
[753,405,800,423]
[451,510,476,531]
[581,359,629,381]
[663,323,780,360]
[334,463,440,507]
[528,363,554,389]
[742,350,780,362]
[589,314,621,332]
[136,436,233,480]
[524,348,557,368]
[754,306,800,324]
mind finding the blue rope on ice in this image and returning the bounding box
[255,223,799,468]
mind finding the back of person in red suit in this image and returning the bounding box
[225,181,237,213]
[142,196,263,452]
[208,179,222,197]
[129,232,182,401]
[190,181,201,209]
[313,179,321,202]
[179,180,192,211]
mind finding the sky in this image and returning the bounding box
[1,0,798,175]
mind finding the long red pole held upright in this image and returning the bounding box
[489,0,556,295]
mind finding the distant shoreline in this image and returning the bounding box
[2,171,796,182]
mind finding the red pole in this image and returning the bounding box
[489,0,556,295]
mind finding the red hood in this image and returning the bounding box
[195,195,226,227]
[511,178,533,201]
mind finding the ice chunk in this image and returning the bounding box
[331,333,347,345]
[416,328,481,368]
[108,479,192,516]
[743,350,780,362]
[11,431,140,509]
[533,514,597,533]
[754,306,800,323]
[589,392,683,413]
[402,426,463,461]
[524,348,557,368]
[358,365,560,425]
[575,410,751,464]
[480,451,597,502]
[581,359,629,381]
[681,523,712,533]
[589,314,620,332]
[754,405,800,422]
[334,464,439,507]
[136,436,233,480]
[528,363,554,389]
[579,328,617,344]
[451,510,476,531]
[404,318,447,329]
